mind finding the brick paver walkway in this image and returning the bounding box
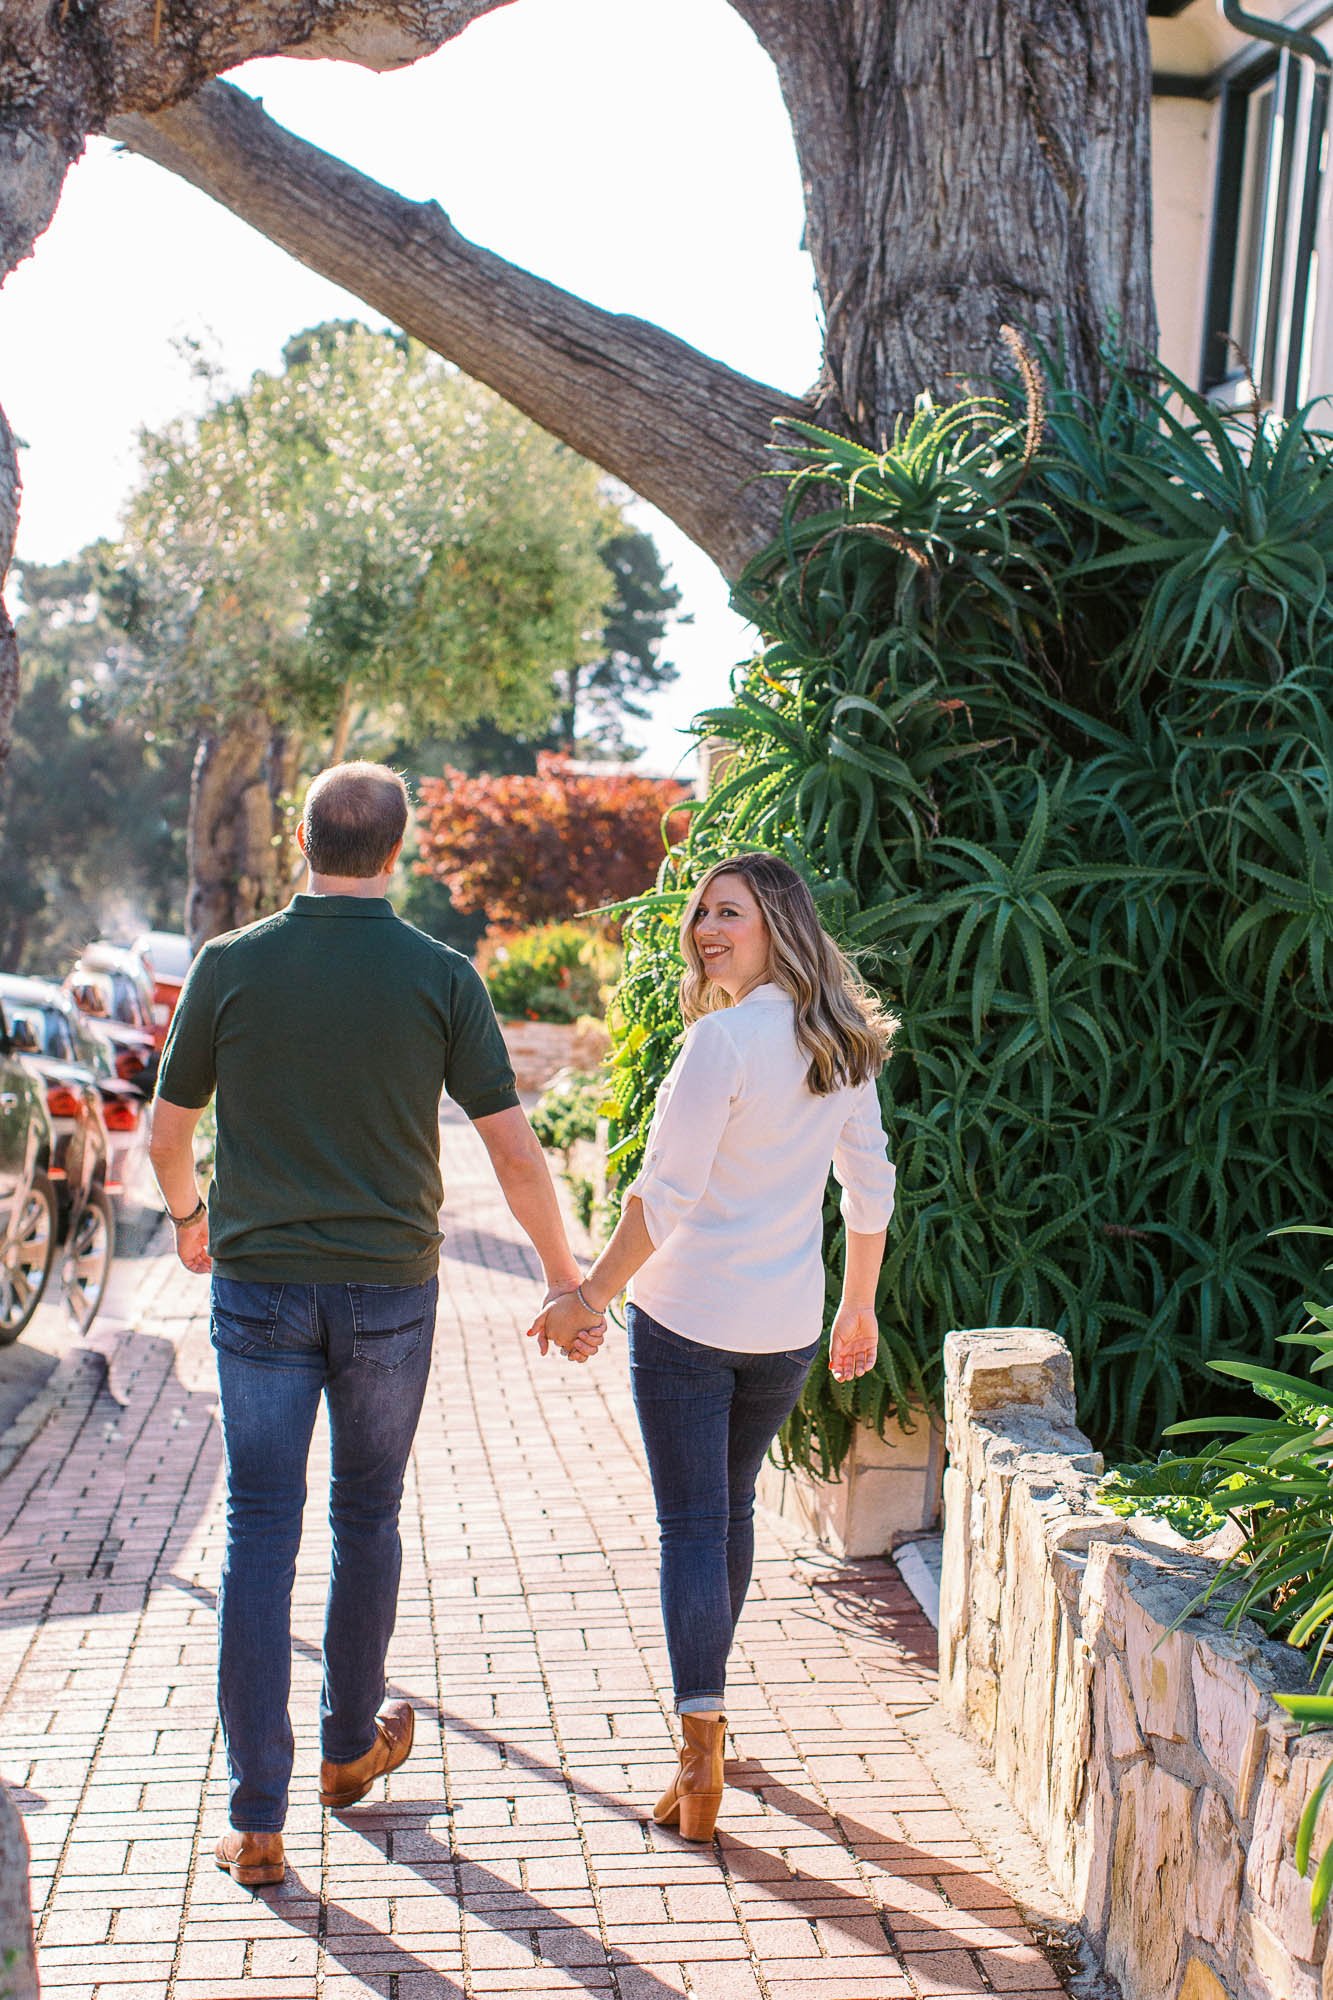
[1,1106,1070,2000]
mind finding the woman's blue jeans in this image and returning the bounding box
[210,1275,437,1832]
[628,1303,819,1715]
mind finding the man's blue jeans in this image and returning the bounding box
[628,1304,819,1714]
[210,1275,437,1832]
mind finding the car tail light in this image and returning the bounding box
[114,1049,140,1082]
[46,1086,83,1119]
[102,1099,140,1133]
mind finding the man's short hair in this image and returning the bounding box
[302,763,410,878]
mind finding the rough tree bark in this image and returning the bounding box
[731,1,1156,435]
[185,708,295,948]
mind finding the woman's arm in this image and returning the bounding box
[829,1226,887,1380]
[534,1018,742,1353]
[829,1082,896,1380]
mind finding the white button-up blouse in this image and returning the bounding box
[624,982,897,1353]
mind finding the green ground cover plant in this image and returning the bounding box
[608,347,1333,1474]
[530,1068,607,1154]
[531,1067,613,1236]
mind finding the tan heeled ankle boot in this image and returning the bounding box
[653,1713,726,1842]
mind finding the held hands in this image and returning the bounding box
[830,1302,877,1383]
[526,1280,606,1365]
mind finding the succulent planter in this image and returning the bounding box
[757,1408,945,1558]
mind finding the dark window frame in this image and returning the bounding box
[1200,53,1301,399]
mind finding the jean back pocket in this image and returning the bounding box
[349,1279,436,1372]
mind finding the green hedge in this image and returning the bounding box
[608,350,1333,1472]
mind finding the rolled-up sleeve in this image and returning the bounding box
[834,1081,896,1232]
[624,1017,742,1249]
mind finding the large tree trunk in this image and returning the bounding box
[734,0,1156,437]
[0,401,19,780]
[185,711,292,947]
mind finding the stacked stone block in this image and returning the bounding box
[939,1325,1333,2000]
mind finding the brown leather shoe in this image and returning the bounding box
[319,1699,415,1809]
[214,1829,285,1887]
[652,1714,726,1842]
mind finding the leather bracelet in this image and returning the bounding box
[168,1196,206,1228]
[576,1282,603,1316]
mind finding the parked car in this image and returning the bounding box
[0,999,57,1344]
[0,976,153,1220]
[0,977,117,1334]
[65,950,159,1095]
[133,930,192,1039]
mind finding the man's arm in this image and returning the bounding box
[471,1106,597,1337]
[148,1098,212,1274]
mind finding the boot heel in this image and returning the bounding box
[677,1790,722,1842]
[652,1793,681,1828]
[233,1857,284,1887]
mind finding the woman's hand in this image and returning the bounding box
[829,1303,877,1383]
[528,1287,606,1364]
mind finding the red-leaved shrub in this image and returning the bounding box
[416,753,691,934]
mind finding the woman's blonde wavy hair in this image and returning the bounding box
[678,854,897,1094]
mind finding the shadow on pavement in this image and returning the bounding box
[0,1327,221,1633]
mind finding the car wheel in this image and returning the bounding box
[0,1170,59,1346]
[62,1185,116,1338]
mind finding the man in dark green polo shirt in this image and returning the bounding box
[150,761,601,1889]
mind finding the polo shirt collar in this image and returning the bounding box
[287,894,396,919]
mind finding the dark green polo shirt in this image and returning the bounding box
[156,895,519,1285]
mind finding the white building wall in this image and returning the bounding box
[1150,95,1216,384]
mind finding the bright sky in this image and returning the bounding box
[0,0,824,775]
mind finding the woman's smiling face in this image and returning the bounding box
[692,872,771,1000]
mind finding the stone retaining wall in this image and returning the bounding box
[939,1325,1333,2000]
[0,1780,38,2000]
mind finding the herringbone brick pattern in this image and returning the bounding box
[0,1105,1069,1999]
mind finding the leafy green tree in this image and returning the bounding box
[558,529,682,757]
[0,550,189,972]
[119,319,617,943]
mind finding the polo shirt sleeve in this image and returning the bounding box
[155,945,219,1110]
[833,1079,897,1232]
[623,1015,743,1249]
[444,958,520,1120]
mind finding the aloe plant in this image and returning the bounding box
[609,350,1333,1472]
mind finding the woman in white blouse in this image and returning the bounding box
[534,854,897,1843]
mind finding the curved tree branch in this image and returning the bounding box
[111,81,807,577]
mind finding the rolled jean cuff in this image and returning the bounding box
[676,1693,726,1715]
